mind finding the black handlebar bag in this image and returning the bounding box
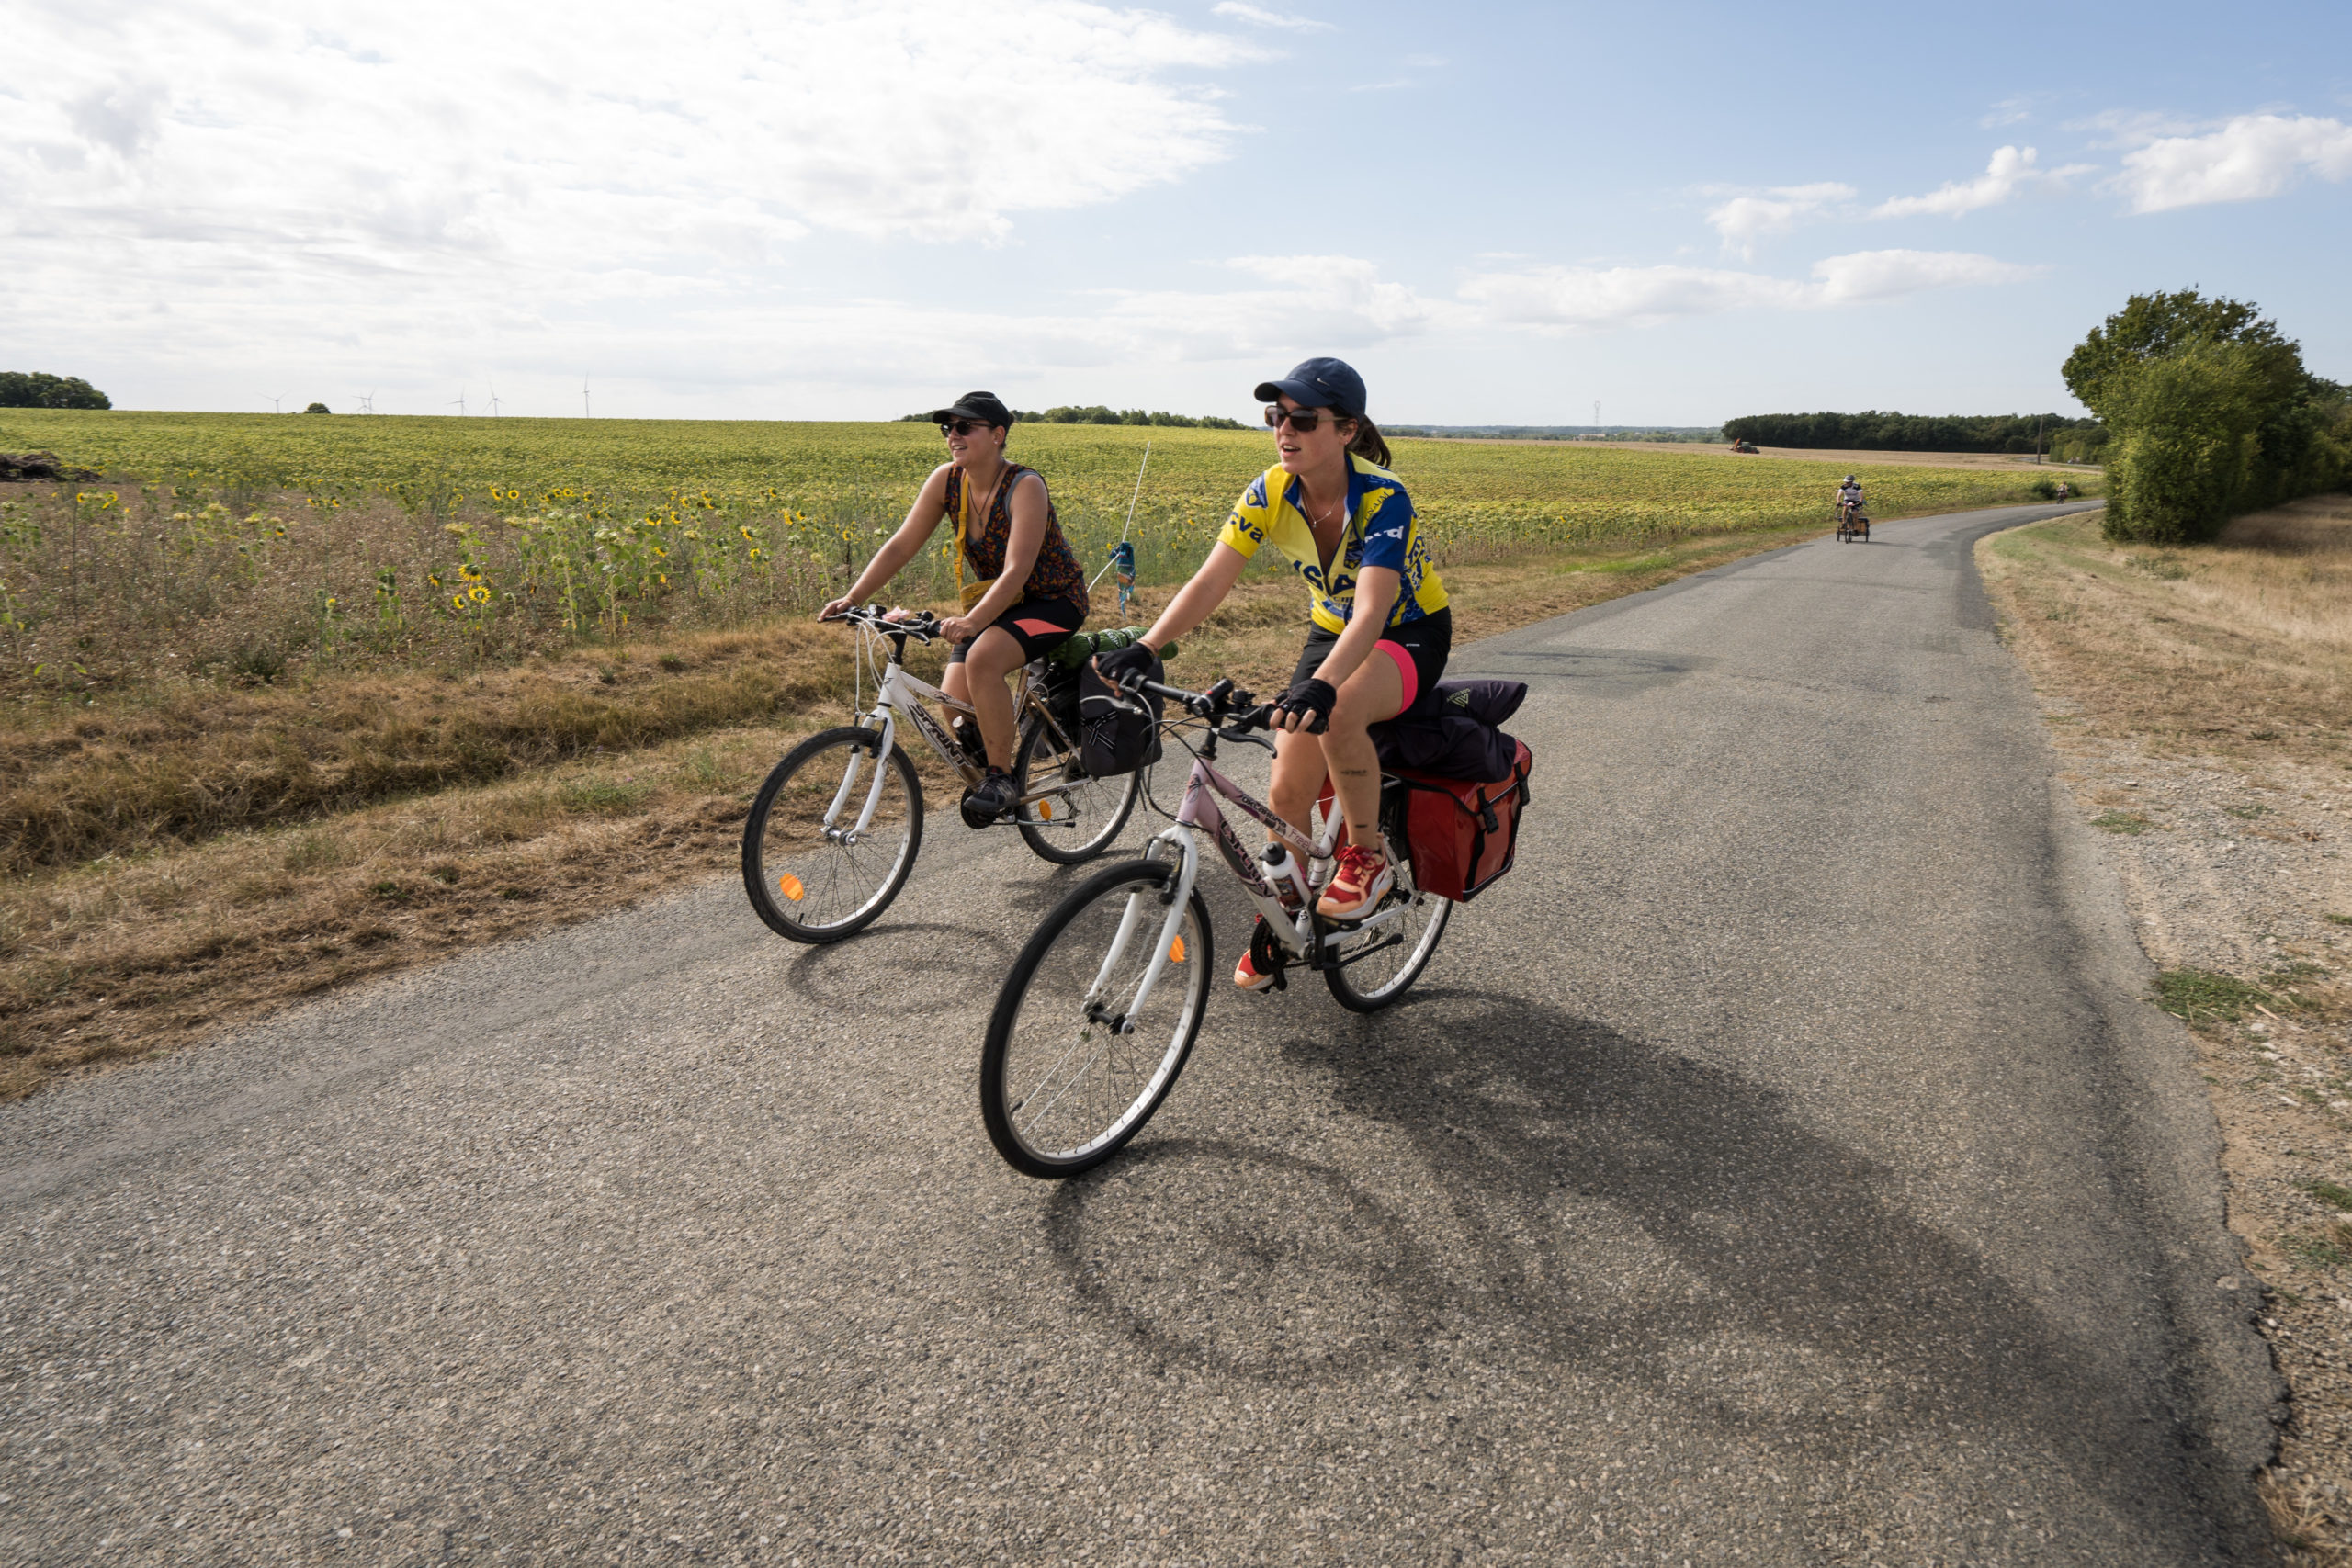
[1075,657,1165,777]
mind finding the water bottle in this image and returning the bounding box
[1260,841,1306,910]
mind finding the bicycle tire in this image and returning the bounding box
[1323,886,1451,1011]
[741,725,924,943]
[980,858,1212,1179]
[1012,711,1143,865]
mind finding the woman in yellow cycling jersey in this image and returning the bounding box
[1095,358,1449,988]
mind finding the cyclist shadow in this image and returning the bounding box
[776,920,1025,1018]
[1042,987,2231,1540]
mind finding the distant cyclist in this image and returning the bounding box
[1836,474,1865,524]
[2055,480,2070,501]
[818,391,1091,823]
[1094,357,1449,987]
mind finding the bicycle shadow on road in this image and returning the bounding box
[1039,985,2253,1554]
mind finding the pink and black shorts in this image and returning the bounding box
[947,596,1085,665]
[1290,607,1453,717]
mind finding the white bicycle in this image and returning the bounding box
[979,671,1452,1178]
[741,606,1148,943]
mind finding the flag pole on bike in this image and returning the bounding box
[1089,440,1149,619]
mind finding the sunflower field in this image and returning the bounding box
[0,409,2094,686]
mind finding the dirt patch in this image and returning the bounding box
[1982,494,2352,1563]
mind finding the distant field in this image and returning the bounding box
[0,411,2100,611]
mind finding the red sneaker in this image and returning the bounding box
[1232,951,1278,992]
[1317,844,1393,919]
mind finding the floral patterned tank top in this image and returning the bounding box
[944,463,1090,617]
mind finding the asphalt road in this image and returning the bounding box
[1,502,2283,1565]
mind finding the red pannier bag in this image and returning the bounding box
[1390,739,1532,904]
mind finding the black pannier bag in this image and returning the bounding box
[1369,678,1526,780]
[1075,653,1164,777]
[1371,679,1534,904]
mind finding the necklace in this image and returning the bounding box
[964,459,1008,532]
[1301,480,1349,575]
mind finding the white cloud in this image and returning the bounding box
[1460,249,2038,332]
[1981,97,2033,130]
[1871,146,2091,219]
[2112,113,2352,212]
[0,0,1259,271]
[1703,183,1855,259]
[1210,2,1331,30]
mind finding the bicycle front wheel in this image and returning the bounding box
[980,859,1212,1178]
[1323,885,1451,1012]
[741,725,924,943]
[1012,712,1143,865]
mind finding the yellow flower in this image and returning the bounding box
[451,593,466,611]
[468,585,491,604]
[652,546,668,558]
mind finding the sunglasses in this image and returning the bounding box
[1264,405,1348,433]
[938,418,997,437]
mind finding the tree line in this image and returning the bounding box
[900,406,1245,429]
[1720,410,2098,454]
[0,372,111,411]
[2065,289,2351,544]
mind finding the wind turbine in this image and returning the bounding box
[486,378,503,418]
[354,391,376,415]
[582,373,592,419]
[263,395,283,414]
[448,388,468,417]
[1592,400,1600,433]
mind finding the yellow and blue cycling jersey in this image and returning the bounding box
[1216,454,1449,635]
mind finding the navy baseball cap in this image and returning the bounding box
[1252,357,1366,418]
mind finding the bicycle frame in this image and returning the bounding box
[1100,724,1417,1032]
[820,617,1086,841]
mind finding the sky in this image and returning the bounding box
[4,0,2347,424]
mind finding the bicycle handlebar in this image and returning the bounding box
[823,604,944,644]
[1123,671,1274,732]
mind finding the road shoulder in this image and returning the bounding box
[1981,498,2352,1561]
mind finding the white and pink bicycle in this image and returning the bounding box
[979,671,1453,1178]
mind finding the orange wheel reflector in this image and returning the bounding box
[778,874,805,902]
[1169,935,1186,964]
[1038,800,1054,820]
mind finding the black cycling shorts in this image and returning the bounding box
[1290,607,1452,717]
[947,596,1085,665]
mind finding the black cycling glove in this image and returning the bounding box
[1092,641,1158,686]
[1274,677,1336,734]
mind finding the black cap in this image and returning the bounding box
[1252,357,1366,418]
[925,390,1015,427]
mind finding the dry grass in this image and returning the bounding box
[0,517,1825,1100]
[1982,491,2352,1563]
[1979,495,2352,762]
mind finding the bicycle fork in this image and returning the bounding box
[826,705,899,842]
[1086,827,1201,1034]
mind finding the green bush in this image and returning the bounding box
[2064,291,2349,544]
[0,372,110,411]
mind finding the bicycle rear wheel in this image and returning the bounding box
[1012,711,1143,864]
[1323,885,1451,1011]
[741,725,923,943]
[981,859,1211,1178]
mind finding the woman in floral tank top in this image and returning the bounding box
[820,391,1091,822]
